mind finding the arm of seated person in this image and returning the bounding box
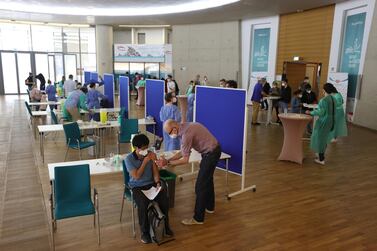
[128,155,152,180]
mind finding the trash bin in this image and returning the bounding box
[159,169,177,208]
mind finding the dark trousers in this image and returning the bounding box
[261,99,268,110]
[194,145,221,222]
[132,182,170,234]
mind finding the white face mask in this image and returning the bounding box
[138,149,148,156]
[298,94,303,98]
[172,97,177,103]
[170,134,178,139]
[306,90,311,93]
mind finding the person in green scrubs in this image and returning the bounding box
[305,83,336,165]
[330,85,348,142]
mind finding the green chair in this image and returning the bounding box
[50,110,59,124]
[117,118,139,154]
[50,164,100,247]
[120,160,136,238]
[63,122,96,161]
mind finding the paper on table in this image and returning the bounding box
[142,186,161,200]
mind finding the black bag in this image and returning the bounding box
[147,201,166,245]
[153,137,163,151]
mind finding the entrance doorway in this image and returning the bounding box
[282,61,322,92]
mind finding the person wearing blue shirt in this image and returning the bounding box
[87,82,105,121]
[186,83,197,122]
[45,80,57,110]
[62,86,88,121]
[159,92,181,151]
[251,80,263,125]
[124,134,173,244]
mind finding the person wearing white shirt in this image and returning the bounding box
[64,74,76,97]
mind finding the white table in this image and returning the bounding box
[264,96,280,125]
[38,119,156,162]
[30,111,48,138]
[48,149,233,197]
[28,101,61,106]
[48,157,124,180]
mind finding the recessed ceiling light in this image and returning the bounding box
[0,0,240,16]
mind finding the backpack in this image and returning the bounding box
[147,201,173,245]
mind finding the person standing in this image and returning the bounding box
[62,86,89,121]
[158,119,221,225]
[64,74,76,97]
[261,78,271,110]
[251,80,263,125]
[278,79,291,123]
[159,93,182,151]
[305,83,336,165]
[270,81,281,122]
[301,84,317,134]
[57,76,66,98]
[330,85,348,142]
[35,73,46,91]
[186,83,197,122]
[86,83,105,121]
[299,76,310,91]
[25,72,34,90]
[45,80,57,110]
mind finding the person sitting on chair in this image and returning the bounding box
[124,134,174,244]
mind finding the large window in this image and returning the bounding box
[0,22,96,92]
[0,23,32,51]
[31,25,62,52]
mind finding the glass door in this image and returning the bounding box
[48,55,55,83]
[1,52,18,94]
[34,53,49,89]
[17,53,32,94]
[64,54,77,80]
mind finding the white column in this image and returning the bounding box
[95,25,113,76]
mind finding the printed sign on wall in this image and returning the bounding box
[340,12,366,99]
[114,44,172,63]
[251,28,270,72]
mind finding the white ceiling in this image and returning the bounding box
[0,0,349,25]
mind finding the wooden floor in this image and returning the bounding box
[1,95,377,251]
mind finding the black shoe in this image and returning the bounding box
[141,232,152,244]
[252,122,261,126]
[165,227,174,237]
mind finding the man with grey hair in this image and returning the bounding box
[156,119,221,225]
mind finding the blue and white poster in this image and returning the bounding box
[340,12,366,99]
[251,28,270,72]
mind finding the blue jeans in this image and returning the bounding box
[278,101,288,113]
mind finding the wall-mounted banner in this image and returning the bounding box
[251,28,270,72]
[340,12,366,99]
[114,44,172,63]
[327,72,348,113]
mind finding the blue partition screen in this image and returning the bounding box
[90,72,98,83]
[195,86,246,175]
[103,74,114,108]
[84,71,91,84]
[145,79,165,137]
[119,76,129,118]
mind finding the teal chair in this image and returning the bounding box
[25,101,33,126]
[117,118,139,154]
[50,164,100,247]
[50,110,59,124]
[120,160,136,238]
[63,122,96,161]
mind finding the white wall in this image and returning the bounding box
[328,0,376,124]
[354,1,377,130]
[133,28,165,44]
[172,21,240,91]
[95,25,113,76]
[113,30,132,44]
[241,16,279,97]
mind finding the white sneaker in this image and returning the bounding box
[331,138,338,143]
[314,158,325,165]
[205,209,215,214]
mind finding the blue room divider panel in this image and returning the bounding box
[84,71,91,84]
[145,79,165,138]
[90,72,98,83]
[195,86,247,175]
[119,76,129,118]
[103,74,115,108]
